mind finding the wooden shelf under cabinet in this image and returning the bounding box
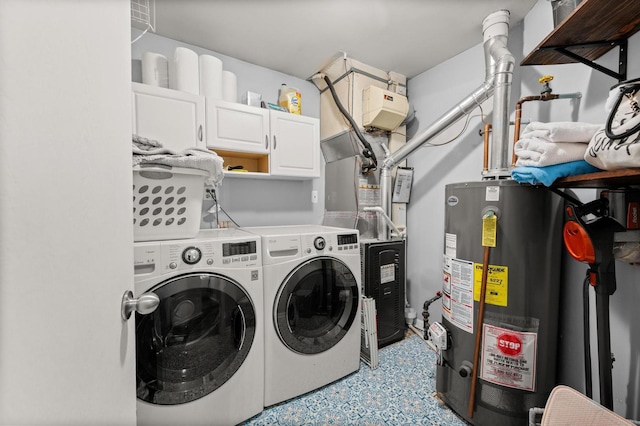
[212,149,269,175]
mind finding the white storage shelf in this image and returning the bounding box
[132,83,320,180]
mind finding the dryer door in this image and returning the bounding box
[275,257,359,354]
[136,272,255,405]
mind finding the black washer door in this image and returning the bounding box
[275,257,358,354]
[136,272,255,405]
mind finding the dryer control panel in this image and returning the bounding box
[300,232,360,256]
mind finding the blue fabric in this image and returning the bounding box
[511,160,602,186]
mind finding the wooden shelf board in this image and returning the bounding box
[518,0,640,188]
[521,0,640,66]
[552,168,640,188]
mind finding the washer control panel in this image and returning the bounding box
[156,237,261,272]
[134,231,262,282]
[313,236,326,251]
[182,247,202,265]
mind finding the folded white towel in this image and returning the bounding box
[521,121,602,143]
[132,134,163,151]
[514,136,588,167]
[132,135,224,187]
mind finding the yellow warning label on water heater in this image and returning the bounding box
[482,214,497,247]
[473,263,508,306]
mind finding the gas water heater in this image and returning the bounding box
[344,7,565,425]
[436,180,563,425]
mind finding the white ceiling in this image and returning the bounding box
[150,0,538,80]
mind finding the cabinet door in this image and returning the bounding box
[269,110,320,178]
[132,82,205,151]
[206,99,270,154]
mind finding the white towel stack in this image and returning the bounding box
[514,121,602,167]
[132,135,225,187]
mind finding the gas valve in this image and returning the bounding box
[539,75,554,95]
[422,291,442,339]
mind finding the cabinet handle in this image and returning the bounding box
[198,125,203,141]
[265,135,269,150]
[273,135,277,150]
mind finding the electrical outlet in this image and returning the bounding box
[311,190,318,204]
[204,186,215,200]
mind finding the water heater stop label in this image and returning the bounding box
[481,324,537,391]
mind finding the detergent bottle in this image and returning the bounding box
[278,84,302,115]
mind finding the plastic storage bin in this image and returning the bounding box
[551,0,582,27]
[133,164,207,242]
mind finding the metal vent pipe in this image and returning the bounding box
[378,10,514,240]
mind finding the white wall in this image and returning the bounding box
[407,0,640,420]
[131,30,325,227]
[0,0,136,424]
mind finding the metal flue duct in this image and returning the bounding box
[378,10,514,240]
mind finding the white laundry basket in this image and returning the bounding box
[133,164,207,242]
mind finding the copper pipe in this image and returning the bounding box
[511,93,559,167]
[483,123,492,172]
[467,245,491,419]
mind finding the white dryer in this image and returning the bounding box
[245,225,361,407]
[133,228,263,426]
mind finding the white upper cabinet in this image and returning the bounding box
[205,99,270,154]
[269,110,320,178]
[132,84,320,179]
[132,82,205,150]
[206,99,320,179]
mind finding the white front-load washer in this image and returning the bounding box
[133,228,263,426]
[245,225,361,407]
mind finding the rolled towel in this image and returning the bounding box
[521,121,602,143]
[514,136,588,167]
